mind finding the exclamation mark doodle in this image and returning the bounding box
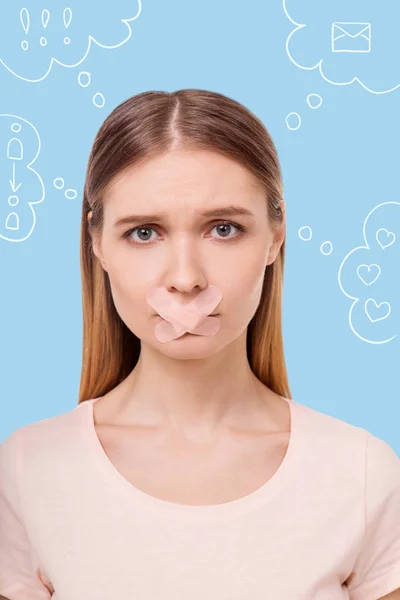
[63,8,72,45]
[40,9,50,47]
[20,8,30,51]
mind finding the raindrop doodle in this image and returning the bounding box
[42,9,50,29]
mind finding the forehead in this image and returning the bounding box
[103,148,265,215]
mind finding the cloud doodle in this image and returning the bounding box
[284,0,400,94]
[0,114,45,242]
[0,0,142,82]
[338,201,399,344]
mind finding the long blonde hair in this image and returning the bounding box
[79,89,291,405]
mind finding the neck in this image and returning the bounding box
[116,332,271,436]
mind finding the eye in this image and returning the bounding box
[122,220,247,245]
[210,222,246,239]
[122,225,160,245]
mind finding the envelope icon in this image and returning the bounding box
[331,22,371,53]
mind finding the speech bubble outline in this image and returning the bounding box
[0,114,45,242]
[338,200,400,344]
[283,0,400,95]
[0,0,142,82]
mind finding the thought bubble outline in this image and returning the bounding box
[0,114,45,242]
[337,200,400,344]
[283,0,400,95]
[0,0,142,83]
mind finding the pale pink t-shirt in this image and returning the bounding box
[1,397,400,600]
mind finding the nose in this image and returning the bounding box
[162,237,208,297]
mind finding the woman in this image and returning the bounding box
[1,89,399,600]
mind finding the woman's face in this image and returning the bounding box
[89,148,285,357]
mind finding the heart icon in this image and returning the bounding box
[376,228,396,250]
[365,298,391,323]
[356,264,381,286]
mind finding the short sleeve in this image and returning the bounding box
[346,432,400,600]
[0,428,52,599]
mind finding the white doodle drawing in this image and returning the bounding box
[365,298,391,323]
[53,177,64,189]
[92,92,105,108]
[0,1,142,82]
[306,94,322,109]
[331,22,371,53]
[298,226,312,241]
[299,228,332,255]
[356,264,381,286]
[338,201,399,344]
[53,177,77,200]
[78,71,91,87]
[286,112,301,130]
[320,241,333,255]
[0,114,44,242]
[283,0,400,94]
[77,71,105,108]
[376,227,396,249]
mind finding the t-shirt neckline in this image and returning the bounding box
[79,395,301,521]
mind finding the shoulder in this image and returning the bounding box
[293,400,370,451]
[300,400,398,454]
[293,400,399,481]
[1,401,89,474]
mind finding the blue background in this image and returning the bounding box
[1,0,399,452]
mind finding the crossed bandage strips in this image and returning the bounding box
[146,285,222,343]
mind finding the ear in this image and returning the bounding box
[266,201,286,265]
[87,211,108,272]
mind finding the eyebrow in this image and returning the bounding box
[113,205,256,228]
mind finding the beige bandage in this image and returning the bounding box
[146,285,222,343]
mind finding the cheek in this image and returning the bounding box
[105,264,148,331]
[221,252,267,319]
[105,245,150,298]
